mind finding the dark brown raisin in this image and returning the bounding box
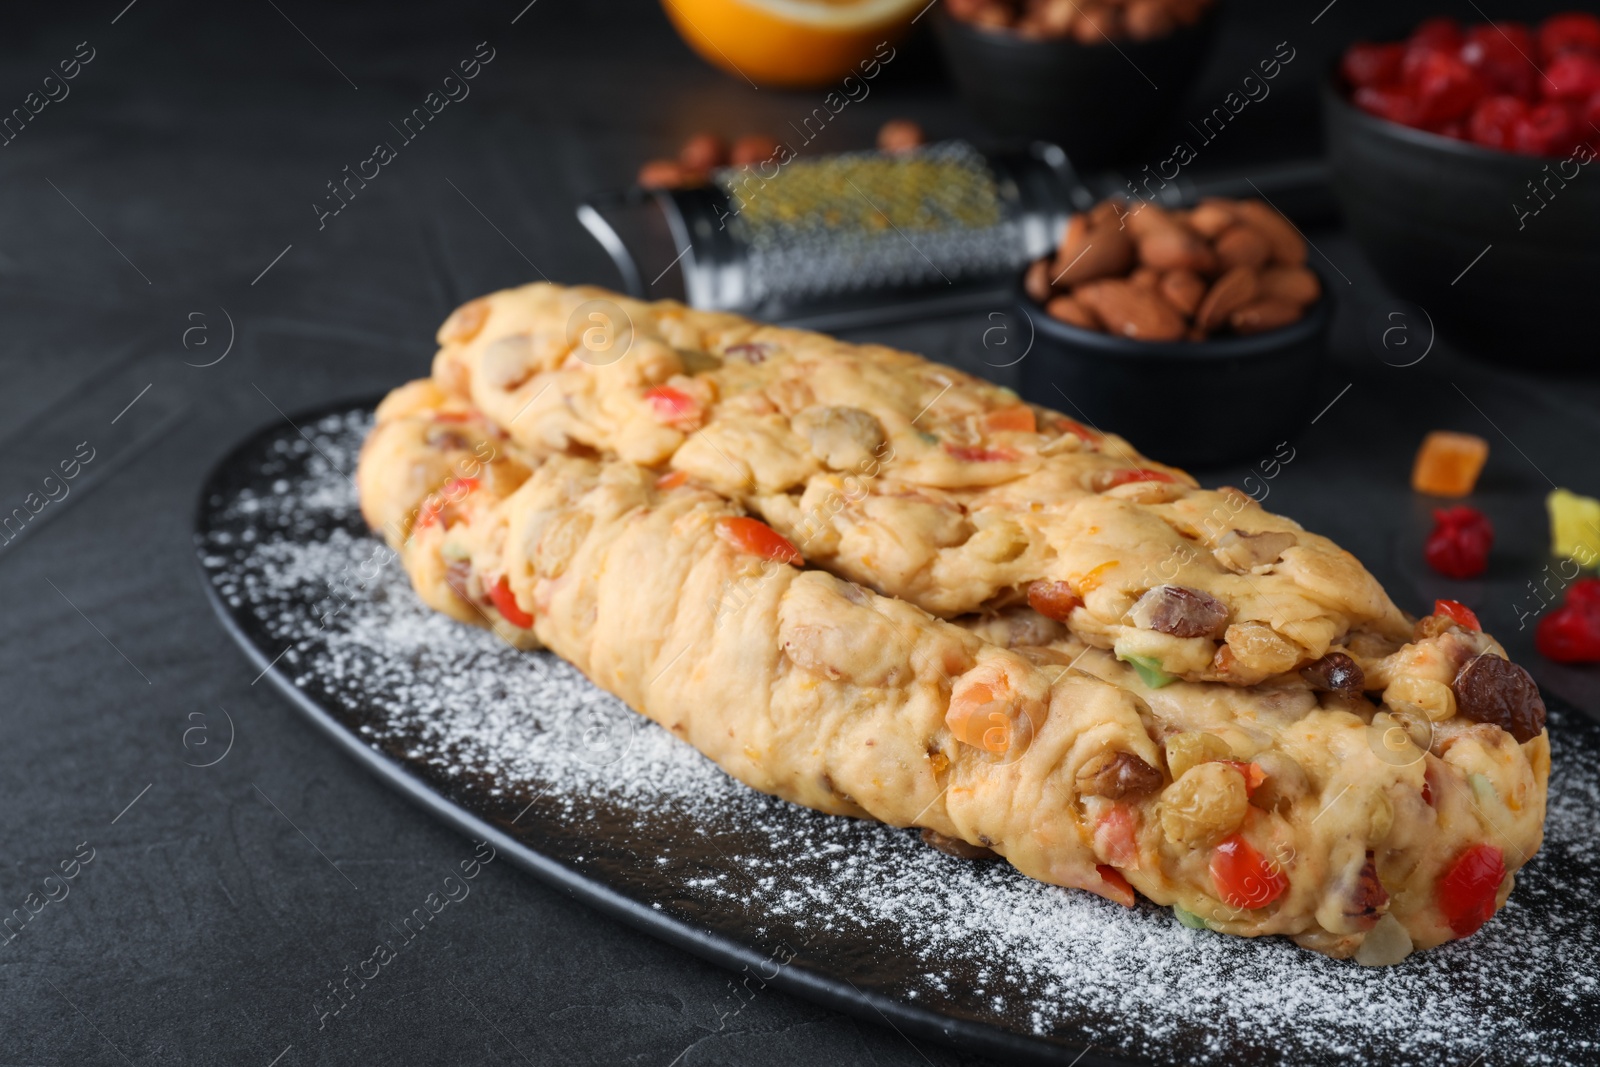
[919,828,998,861]
[1076,750,1164,799]
[724,342,775,363]
[1453,655,1547,743]
[1301,652,1365,695]
[1129,584,1229,639]
[1345,851,1389,925]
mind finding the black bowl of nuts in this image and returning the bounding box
[1015,197,1332,468]
[934,0,1218,166]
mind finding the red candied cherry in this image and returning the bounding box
[1432,598,1482,632]
[1210,834,1288,910]
[489,576,534,629]
[1460,22,1538,98]
[1354,85,1424,127]
[715,516,803,565]
[1411,16,1465,50]
[1539,12,1600,59]
[1424,506,1493,579]
[1543,50,1600,101]
[1436,843,1505,938]
[1342,41,1405,88]
[1512,101,1581,156]
[1408,49,1489,125]
[1535,577,1600,663]
[1469,95,1530,150]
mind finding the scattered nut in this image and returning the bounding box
[730,134,782,167]
[638,159,689,189]
[878,119,925,154]
[679,132,729,172]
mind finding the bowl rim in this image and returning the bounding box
[1017,261,1332,361]
[933,2,1216,53]
[1319,70,1586,165]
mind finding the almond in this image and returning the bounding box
[1158,269,1206,316]
[1024,258,1054,304]
[1195,266,1259,333]
[1187,200,1236,238]
[1258,265,1321,307]
[1077,280,1186,341]
[1053,214,1135,286]
[1214,225,1272,271]
[1230,299,1302,335]
[1231,201,1307,267]
[1131,266,1162,291]
[1139,224,1217,274]
[1046,294,1100,330]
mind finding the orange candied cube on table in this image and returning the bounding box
[1412,431,1489,497]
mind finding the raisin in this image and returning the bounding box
[1301,652,1366,695]
[1453,655,1546,743]
[919,828,998,861]
[1026,580,1081,623]
[1345,851,1389,925]
[1076,750,1164,799]
[1129,585,1229,639]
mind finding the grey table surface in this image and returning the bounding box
[1,1,1598,1065]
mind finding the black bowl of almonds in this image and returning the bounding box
[1015,197,1332,468]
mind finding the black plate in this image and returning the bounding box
[196,401,1600,1067]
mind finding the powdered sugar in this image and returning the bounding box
[199,409,1600,1066]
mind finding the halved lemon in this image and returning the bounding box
[661,0,927,88]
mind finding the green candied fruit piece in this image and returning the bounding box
[1468,772,1499,809]
[1120,653,1176,689]
[1174,905,1210,931]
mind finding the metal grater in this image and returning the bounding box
[578,140,1330,331]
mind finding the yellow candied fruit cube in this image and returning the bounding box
[1411,430,1488,497]
[1547,488,1600,566]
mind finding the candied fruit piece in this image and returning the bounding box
[1411,431,1488,497]
[1547,488,1600,565]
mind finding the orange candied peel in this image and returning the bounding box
[1412,431,1488,497]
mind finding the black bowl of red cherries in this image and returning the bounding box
[1323,12,1600,369]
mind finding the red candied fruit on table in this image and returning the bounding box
[1341,41,1404,88]
[1535,577,1600,663]
[1539,12,1600,59]
[1461,22,1537,97]
[1424,507,1494,579]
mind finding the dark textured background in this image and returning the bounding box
[1,2,1597,1064]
